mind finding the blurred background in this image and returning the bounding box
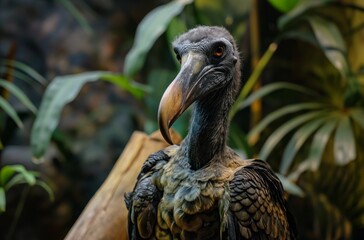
[0,0,364,239]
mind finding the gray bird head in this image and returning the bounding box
[158,26,241,144]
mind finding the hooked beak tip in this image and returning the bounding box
[158,114,175,145]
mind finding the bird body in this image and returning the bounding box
[125,26,296,239]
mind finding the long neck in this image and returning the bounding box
[183,82,236,170]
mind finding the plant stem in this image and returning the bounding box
[229,42,278,120]
[6,186,30,240]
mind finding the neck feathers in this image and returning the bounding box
[183,75,239,170]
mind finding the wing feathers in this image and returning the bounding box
[125,149,171,239]
[229,159,296,240]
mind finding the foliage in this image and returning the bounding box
[244,0,364,177]
[268,0,299,13]
[30,71,148,162]
[30,0,194,161]
[231,1,364,238]
[0,59,44,148]
[7,0,364,239]
[230,43,278,119]
[0,165,54,213]
[124,0,193,77]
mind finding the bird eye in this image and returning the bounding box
[175,53,181,63]
[174,47,181,63]
[213,46,225,58]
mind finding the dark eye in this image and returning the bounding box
[174,48,181,63]
[213,45,225,58]
[175,53,181,63]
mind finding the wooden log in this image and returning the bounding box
[65,130,181,240]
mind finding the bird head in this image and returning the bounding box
[158,26,240,145]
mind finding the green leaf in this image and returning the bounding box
[350,108,364,130]
[259,110,327,160]
[334,115,356,165]
[305,118,338,170]
[5,174,27,190]
[8,165,36,186]
[31,71,107,162]
[0,95,24,129]
[268,0,299,13]
[0,79,37,113]
[280,117,326,174]
[123,0,193,77]
[0,166,16,186]
[36,180,54,202]
[248,102,325,142]
[101,74,150,100]
[0,59,47,86]
[306,16,349,77]
[278,0,335,29]
[276,173,304,197]
[236,82,317,112]
[0,187,5,212]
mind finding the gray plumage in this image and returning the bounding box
[125,26,296,240]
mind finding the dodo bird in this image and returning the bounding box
[125,26,296,239]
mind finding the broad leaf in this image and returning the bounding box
[280,117,326,174]
[236,82,317,112]
[124,0,193,77]
[248,102,325,142]
[306,16,349,77]
[334,115,356,165]
[31,71,107,162]
[278,0,335,29]
[0,79,37,113]
[0,96,23,129]
[259,110,327,160]
[0,188,5,212]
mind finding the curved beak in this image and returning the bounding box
[158,52,206,145]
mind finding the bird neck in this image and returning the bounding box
[184,84,235,170]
